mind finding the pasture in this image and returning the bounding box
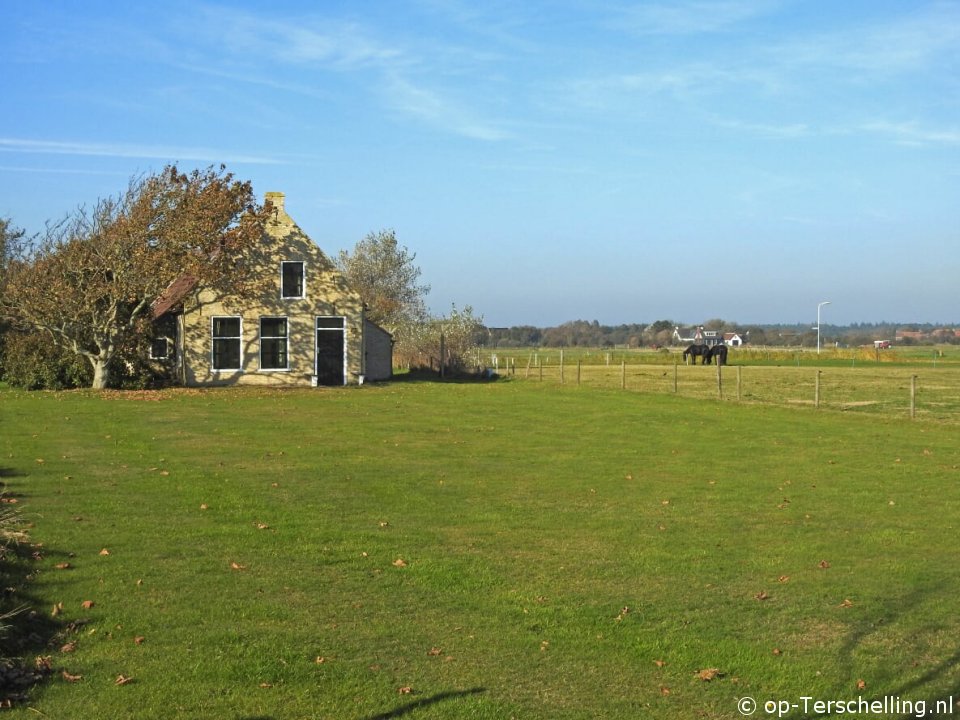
[2,371,960,718]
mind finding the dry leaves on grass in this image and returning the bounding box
[392,558,408,568]
[115,675,134,686]
[80,600,95,610]
[61,671,82,683]
[696,668,723,681]
[755,591,770,601]
[230,562,247,571]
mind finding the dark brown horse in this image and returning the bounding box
[682,344,710,365]
[705,344,728,366]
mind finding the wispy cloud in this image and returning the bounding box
[614,0,781,35]
[861,121,960,147]
[0,138,284,165]
[712,117,810,139]
[382,75,511,142]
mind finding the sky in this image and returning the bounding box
[1,0,958,327]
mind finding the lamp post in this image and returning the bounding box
[817,301,831,355]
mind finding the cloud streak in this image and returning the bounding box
[0,138,284,165]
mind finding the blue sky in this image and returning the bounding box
[2,1,958,327]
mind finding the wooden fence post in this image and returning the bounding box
[539,356,543,381]
[716,360,723,400]
[621,360,626,390]
[673,363,678,393]
[910,375,917,419]
[815,370,821,409]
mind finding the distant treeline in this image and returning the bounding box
[482,320,958,349]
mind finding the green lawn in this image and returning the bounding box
[2,379,960,718]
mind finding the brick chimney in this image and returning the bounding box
[265,191,286,219]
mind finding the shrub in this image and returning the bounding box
[0,330,91,390]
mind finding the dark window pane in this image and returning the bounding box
[261,317,287,337]
[282,262,304,298]
[213,317,240,337]
[261,338,287,369]
[213,338,241,369]
[150,338,169,359]
[316,316,345,329]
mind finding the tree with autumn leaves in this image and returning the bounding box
[0,166,270,389]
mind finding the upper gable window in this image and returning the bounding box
[281,261,305,299]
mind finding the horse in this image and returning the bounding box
[705,344,728,366]
[682,344,710,365]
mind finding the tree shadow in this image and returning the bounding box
[793,583,960,720]
[390,368,503,385]
[360,687,486,720]
[0,535,65,705]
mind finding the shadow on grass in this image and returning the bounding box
[0,493,64,705]
[795,584,960,720]
[389,369,503,385]
[360,687,486,720]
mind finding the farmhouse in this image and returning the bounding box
[673,326,731,347]
[151,192,392,387]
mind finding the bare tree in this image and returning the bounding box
[0,165,269,389]
[335,229,430,331]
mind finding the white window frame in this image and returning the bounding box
[149,337,171,360]
[281,261,306,299]
[211,316,243,371]
[259,316,290,371]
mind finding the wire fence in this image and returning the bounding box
[480,351,960,422]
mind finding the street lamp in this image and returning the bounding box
[817,301,831,354]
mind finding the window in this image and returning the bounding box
[150,314,177,360]
[150,338,170,360]
[260,317,288,370]
[281,261,305,299]
[212,316,242,370]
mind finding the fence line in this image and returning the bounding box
[479,356,960,422]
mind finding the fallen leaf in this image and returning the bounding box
[255,522,270,530]
[230,562,247,571]
[62,670,83,683]
[199,503,209,510]
[314,656,326,664]
[839,598,854,608]
[818,560,831,569]
[427,647,442,656]
[60,642,76,653]
[115,675,134,686]
[392,558,407,568]
[99,548,110,556]
[772,648,782,656]
[856,679,866,690]
[81,600,95,609]
[259,682,273,688]
[659,686,671,696]
[778,575,790,583]
[51,602,63,617]
[134,636,145,645]
[398,686,413,695]
[696,668,723,681]
[654,659,666,668]
[54,562,72,570]
[755,591,770,601]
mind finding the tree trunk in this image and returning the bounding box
[91,357,111,389]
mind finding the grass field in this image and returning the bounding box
[3,375,960,718]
